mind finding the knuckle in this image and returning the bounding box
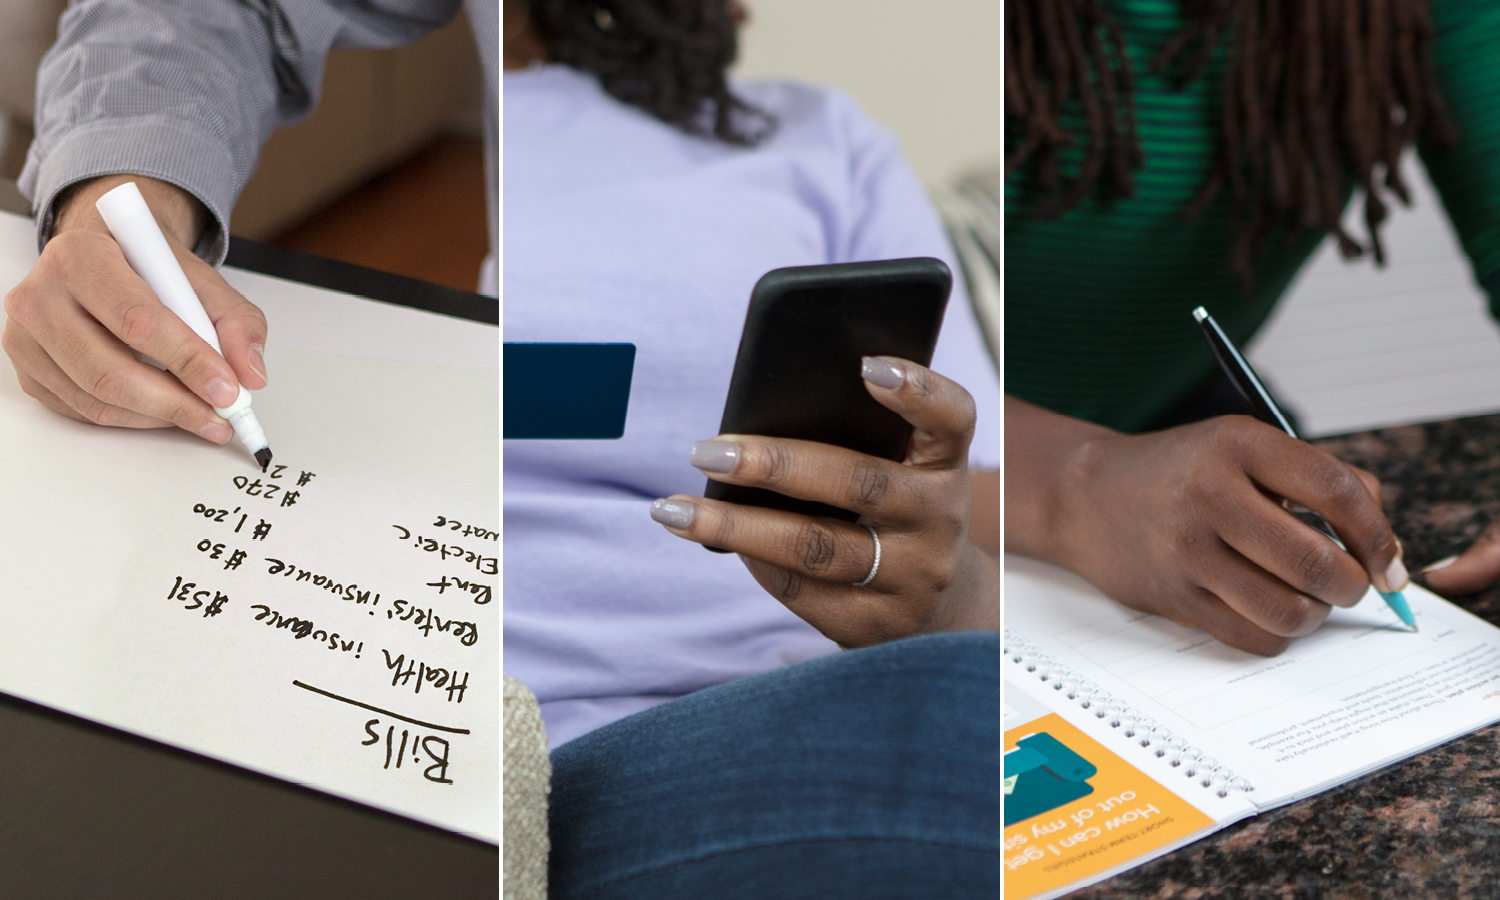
[1242,633,1293,657]
[1316,460,1363,503]
[1292,539,1339,593]
[949,385,978,437]
[114,301,159,347]
[1179,466,1219,511]
[793,520,839,577]
[922,559,956,597]
[708,509,736,551]
[1265,593,1325,637]
[904,365,935,403]
[1165,525,1205,558]
[1208,415,1274,461]
[757,442,796,488]
[88,366,130,407]
[240,302,269,335]
[74,393,114,426]
[179,348,228,389]
[1205,415,1251,450]
[216,298,268,337]
[3,286,34,325]
[773,567,806,604]
[845,457,891,511]
[1,323,22,358]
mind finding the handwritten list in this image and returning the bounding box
[0,213,498,842]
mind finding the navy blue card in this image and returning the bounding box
[503,343,636,439]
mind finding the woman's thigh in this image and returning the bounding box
[548,631,1000,899]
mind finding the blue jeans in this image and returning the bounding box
[548,631,1000,899]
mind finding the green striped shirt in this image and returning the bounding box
[1005,0,1500,433]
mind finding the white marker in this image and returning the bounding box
[95,181,272,470]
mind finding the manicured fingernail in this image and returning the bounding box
[691,440,739,473]
[1382,555,1410,593]
[651,498,695,529]
[199,421,233,444]
[249,344,267,384]
[861,356,905,389]
[1423,555,1459,573]
[205,377,238,408]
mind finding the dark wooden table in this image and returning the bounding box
[1071,415,1500,900]
[0,180,497,899]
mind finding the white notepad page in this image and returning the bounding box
[1006,554,1500,809]
[0,211,498,841]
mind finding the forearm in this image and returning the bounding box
[20,0,456,263]
[1002,394,1115,564]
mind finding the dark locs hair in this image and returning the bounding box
[1005,0,1459,288]
[529,0,776,146]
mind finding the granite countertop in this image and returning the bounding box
[1070,414,1500,900]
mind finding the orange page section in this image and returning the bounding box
[1005,713,1215,899]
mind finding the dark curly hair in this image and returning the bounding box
[527,0,776,146]
[1005,0,1458,289]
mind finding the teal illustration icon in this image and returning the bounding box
[1004,731,1098,826]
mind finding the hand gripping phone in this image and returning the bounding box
[704,257,950,540]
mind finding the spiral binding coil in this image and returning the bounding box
[1005,630,1256,799]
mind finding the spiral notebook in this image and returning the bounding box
[1004,554,1500,900]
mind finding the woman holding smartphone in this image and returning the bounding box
[505,1,999,896]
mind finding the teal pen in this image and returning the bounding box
[1192,307,1418,632]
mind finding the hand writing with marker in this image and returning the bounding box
[3,176,268,445]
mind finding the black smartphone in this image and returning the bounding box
[704,257,950,537]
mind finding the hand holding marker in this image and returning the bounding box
[95,182,272,470]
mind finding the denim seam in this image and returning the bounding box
[565,834,998,898]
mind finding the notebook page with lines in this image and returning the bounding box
[1005,554,1500,898]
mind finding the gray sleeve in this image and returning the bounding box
[18,0,461,264]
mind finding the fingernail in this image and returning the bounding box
[1382,555,1410,593]
[198,421,233,444]
[861,356,905,390]
[691,440,739,473]
[204,377,239,408]
[249,344,267,384]
[1423,555,1459,573]
[650,498,695,529]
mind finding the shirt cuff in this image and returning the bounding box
[20,114,240,265]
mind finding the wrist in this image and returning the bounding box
[1046,431,1115,574]
[53,175,207,249]
[1003,396,1117,568]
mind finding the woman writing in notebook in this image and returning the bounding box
[1005,1,1500,655]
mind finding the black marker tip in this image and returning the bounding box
[255,447,273,472]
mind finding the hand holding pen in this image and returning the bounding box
[1193,307,1414,631]
[1006,365,1413,657]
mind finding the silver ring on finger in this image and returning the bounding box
[854,524,881,587]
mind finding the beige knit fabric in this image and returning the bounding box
[504,675,551,900]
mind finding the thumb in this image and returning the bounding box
[177,245,269,390]
[1422,523,1500,596]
